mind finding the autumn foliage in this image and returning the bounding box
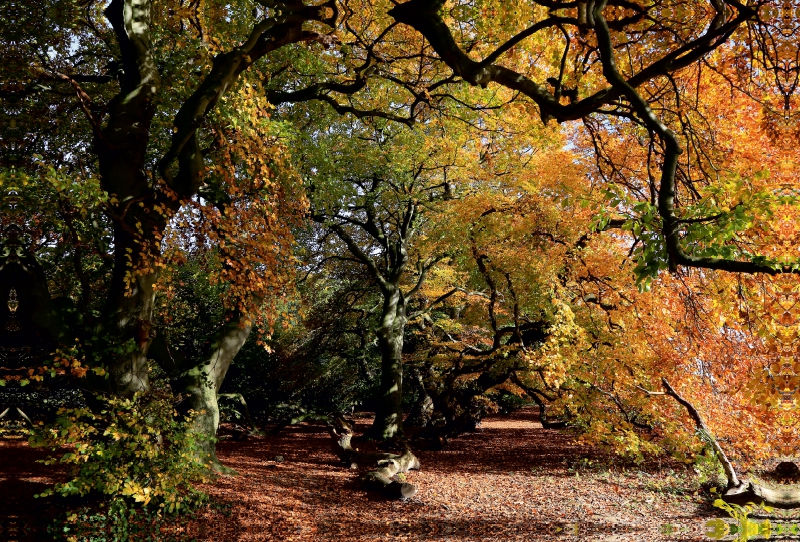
[2,0,800,517]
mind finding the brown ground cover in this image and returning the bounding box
[1,408,723,541]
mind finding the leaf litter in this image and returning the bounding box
[2,407,723,541]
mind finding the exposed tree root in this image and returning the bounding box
[360,449,420,499]
[723,482,800,509]
[328,416,421,499]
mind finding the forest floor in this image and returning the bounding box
[2,407,744,541]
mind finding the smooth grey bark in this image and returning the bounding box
[176,315,253,473]
[103,271,158,394]
[373,288,407,439]
[149,309,251,474]
[360,449,420,499]
[724,481,800,509]
[311,208,408,440]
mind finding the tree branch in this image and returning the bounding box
[641,378,740,489]
[158,0,338,199]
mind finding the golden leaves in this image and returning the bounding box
[157,91,306,335]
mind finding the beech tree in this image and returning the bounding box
[298,118,475,439]
[4,0,800,504]
[2,0,330,469]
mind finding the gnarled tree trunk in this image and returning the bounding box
[510,373,568,429]
[178,315,252,474]
[406,366,433,427]
[97,0,164,397]
[370,288,407,440]
[151,312,252,473]
[329,418,420,499]
[428,361,525,439]
[724,482,800,509]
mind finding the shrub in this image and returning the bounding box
[30,388,210,513]
[694,446,727,491]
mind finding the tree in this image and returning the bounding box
[6,0,800,499]
[2,0,328,470]
[299,122,464,439]
[376,1,800,502]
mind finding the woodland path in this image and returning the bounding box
[1,408,723,541]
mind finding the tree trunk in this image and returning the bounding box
[177,315,252,474]
[657,378,740,489]
[103,267,158,395]
[510,373,568,429]
[655,382,800,508]
[370,288,406,440]
[406,366,433,427]
[431,363,521,438]
[96,0,165,397]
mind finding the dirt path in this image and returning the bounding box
[1,408,720,541]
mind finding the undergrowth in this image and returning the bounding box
[48,496,233,542]
[30,388,218,540]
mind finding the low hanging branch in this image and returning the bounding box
[657,378,739,489]
[510,373,568,429]
[642,378,800,508]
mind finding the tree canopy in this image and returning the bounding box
[2,0,800,510]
